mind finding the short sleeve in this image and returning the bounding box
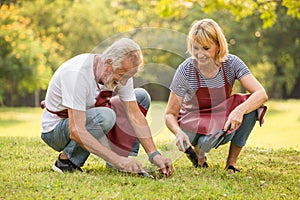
[116,78,136,101]
[169,59,193,97]
[61,71,89,111]
[230,55,250,80]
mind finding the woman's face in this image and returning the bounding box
[192,42,219,64]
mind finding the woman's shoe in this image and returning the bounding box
[226,165,240,173]
[199,156,208,168]
[201,161,208,168]
[185,146,199,168]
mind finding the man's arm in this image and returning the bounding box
[122,100,174,176]
[121,100,156,153]
[68,108,144,172]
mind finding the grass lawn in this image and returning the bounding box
[0,100,299,199]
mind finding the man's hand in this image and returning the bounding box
[116,157,145,173]
[152,154,174,177]
[175,129,191,152]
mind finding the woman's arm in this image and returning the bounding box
[165,92,192,151]
[225,74,268,130]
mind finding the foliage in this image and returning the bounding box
[0,0,299,106]
[156,0,300,29]
[0,3,62,105]
[260,5,300,98]
[282,0,300,19]
[154,0,300,98]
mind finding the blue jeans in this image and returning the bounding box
[186,110,257,149]
[41,88,150,167]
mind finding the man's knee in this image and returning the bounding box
[86,107,116,134]
[100,107,116,133]
[134,88,151,109]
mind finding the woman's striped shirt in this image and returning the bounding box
[169,54,251,102]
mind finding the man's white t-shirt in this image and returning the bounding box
[41,53,136,133]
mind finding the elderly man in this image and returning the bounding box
[41,38,173,177]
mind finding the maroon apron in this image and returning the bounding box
[41,89,147,157]
[178,62,255,135]
[96,92,147,157]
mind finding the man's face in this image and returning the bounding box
[102,57,139,90]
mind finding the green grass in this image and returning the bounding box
[0,137,299,199]
[0,100,300,199]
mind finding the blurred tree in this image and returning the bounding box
[20,0,120,68]
[262,6,300,98]
[0,3,62,106]
[0,0,118,105]
[108,0,300,99]
[156,0,300,29]
[0,0,299,106]
[216,5,300,98]
[19,0,71,71]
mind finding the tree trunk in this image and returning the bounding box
[289,74,300,98]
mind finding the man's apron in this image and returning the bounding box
[42,90,147,157]
[178,63,266,135]
[95,92,147,157]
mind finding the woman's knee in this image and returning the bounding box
[231,110,257,146]
[244,110,257,123]
[134,88,151,109]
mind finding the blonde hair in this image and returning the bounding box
[102,38,144,70]
[187,19,228,63]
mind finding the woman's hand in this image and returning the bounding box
[175,129,192,152]
[226,73,268,131]
[224,108,244,131]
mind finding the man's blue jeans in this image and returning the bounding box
[186,110,257,149]
[41,88,150,167]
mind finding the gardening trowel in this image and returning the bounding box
[200,124,231,153]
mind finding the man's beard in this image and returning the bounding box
[103,73,118,90]
[104,81,118,90]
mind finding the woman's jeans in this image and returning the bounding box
[186,110,257,150]
[41,88,150,167]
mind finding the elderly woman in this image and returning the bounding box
[165,19,268,172]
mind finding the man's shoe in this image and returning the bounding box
[52,154,83,173]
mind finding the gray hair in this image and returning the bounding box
[101,38,144,70]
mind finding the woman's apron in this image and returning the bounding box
[178,63,266,135]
